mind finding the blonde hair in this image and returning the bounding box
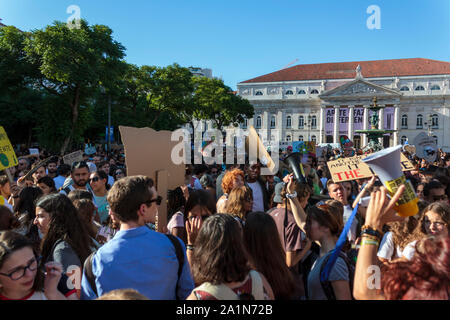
[225,186,253,220]
[96,289,149,300]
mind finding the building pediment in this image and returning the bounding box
[319,79,401,100]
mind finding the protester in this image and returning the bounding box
[224,186,253,224]
[216,168,245,213]
[166,187,186,239]
[98,161,115,187]
[46,158,58,179]
[60,161,92,196]
[37,176,57,196]
[245,162,270,212]
[72,199,101,249]
[0,175,13,212]
[113,168,126,182]
[0,206,19,231]
[191,164,207,190]
[89,170,110,225]
[418,202,449,238]
[243,212,297,300]
[187,214,275,300]
[0,231,77,300]
[53,164,71,191]
[13,187,43,247]
[31,162,47,185]
[96,288,149,300]
[423,181,448,204]
[80,175,194,300]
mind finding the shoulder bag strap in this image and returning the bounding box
[83,252,98,297]
[165,234,184,300]
[194,282,239,300]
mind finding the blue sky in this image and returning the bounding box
[1,0,449,89]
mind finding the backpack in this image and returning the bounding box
[192,270,265,300]
[319,251,356,300]
[83,233,185,299]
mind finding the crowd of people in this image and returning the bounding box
[0,145,449,300]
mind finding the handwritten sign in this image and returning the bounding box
[293,141,316,156]
[63,150,84,165]
[0,127,18,171]
[327,153,414,182]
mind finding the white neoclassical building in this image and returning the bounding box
[235,58,450,151]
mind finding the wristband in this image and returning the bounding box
[361,225,383,239]
[361,239,379,247]
[286,191,297,199]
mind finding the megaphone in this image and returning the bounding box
[362,145,418,217]
[284,152,307,184]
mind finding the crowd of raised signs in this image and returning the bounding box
[0,145,449,300]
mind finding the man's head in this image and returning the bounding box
[98,161,110,175]
[93,156,102,166]
[47,158,58,175]
[193,164,208,178]
[424,181,448,204]
[17,157,30,172]
[107,175,157,225]
[327,180,347,205]
[245,162,261,182]
[71,161,90,188]
[57,164,72,178]
[31,163,47,184]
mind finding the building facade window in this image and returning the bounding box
[401,115,408,129]
[242,118,248,129]
[286,135,291,142]
[256,116,262,129]
[416,114,423,129]
[311,135,317,143]
[415,85,425,91]
[433,136,438,144]
[310,89,319,94]
[298,116,304,129]
[311,116,317,129]
[255,91,263,96]
[286,116,292,128]
[298,89,306,94]
[432,114,439,128]
[400,86,410,91]
[430,85,441,91]
[298,135,304,142]
[286,90,294,95]
[401,136,408,144]
[270,115,276,128]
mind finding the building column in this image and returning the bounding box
[319,105,326,144]
[333,106,340,144]
[348,105,354,141]
[277,110,284,142]
[393,105,400,146]
[378,108,384,146]
[363,106,369,147]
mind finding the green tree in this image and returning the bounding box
[24,20,126,154]
[192,76,254,130]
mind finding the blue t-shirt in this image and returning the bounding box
[80,226,194,300]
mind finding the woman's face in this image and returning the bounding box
[89,173,106,192]
[0,247,37,297]
[33,207,51,235]
[188,205,211,221]
[115,170,125,180]
[423,211,448,237]
[37,183,51,196]
[232,175,244,189]
[0,182,11,197]
[305,217,326,241]
[416,184,425,200]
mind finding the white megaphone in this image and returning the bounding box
[362,145,419,217]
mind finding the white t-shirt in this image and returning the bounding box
[378,231,417,261]
[167,211,184,234]
[248,182,264,212]
[0,290,47,301]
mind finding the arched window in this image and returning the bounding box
[401,136,408,145]
[310,89,319,94]
[270,115,276,128]
[416,114,423,129]
[242,118,248,129]
[433,136,438,144]
[400,86,410,91]
[298,89,306,94]
[286,116,292,128]
[311,116,317,129]
[256,116,262,128]
[432,114,439,128]
[415,85,425,91]
[430,85,441,91]
[298,135,304,142]
[286,135,291,142]
[285,90,294,95]
[311,135,317,143]
[401,115,408,128]
[255,91,263,96]
[298,116,304,129]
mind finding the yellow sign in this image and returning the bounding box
[0,127,18,171]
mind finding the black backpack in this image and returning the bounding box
[83,233,185,299]
[319,251,356,300]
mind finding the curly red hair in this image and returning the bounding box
[382,236,450,300]
[221,169,244,194]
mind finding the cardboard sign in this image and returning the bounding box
[63,150,84,165]
[327,153,414,182]
[29,148,39,155]
[246,126,277,175]
[0,126,18,171]
[413,132,437,163]
[84,145,97,155]
[292,141,316,156]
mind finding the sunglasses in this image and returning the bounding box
[147,196,162,206]
[89,177,100,183]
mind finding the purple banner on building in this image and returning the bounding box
[325,107,365,136]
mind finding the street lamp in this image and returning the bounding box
[100,86,112,156]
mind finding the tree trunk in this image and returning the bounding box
[60,86,80,155]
